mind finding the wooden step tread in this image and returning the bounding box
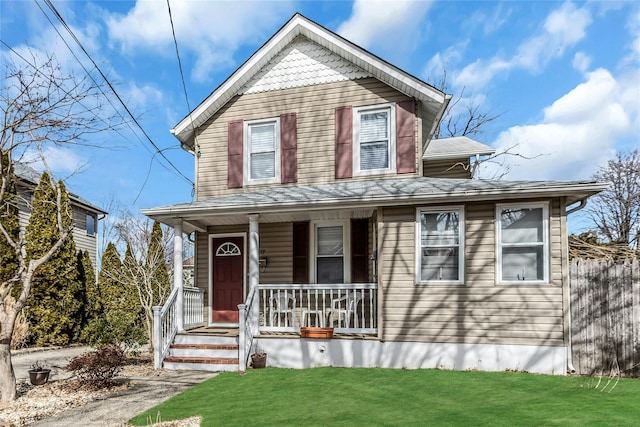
[170,344,239,350]
[164,356,239,365]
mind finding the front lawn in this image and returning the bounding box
[130,368,639,426]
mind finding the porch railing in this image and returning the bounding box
[153,287,178,369]
[238,285,259,372]
[257,283,377,334]
[153,286,205,369]
[183,286,205,329]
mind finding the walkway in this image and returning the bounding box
[11,347,216,426]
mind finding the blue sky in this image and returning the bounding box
[1,0,639,235]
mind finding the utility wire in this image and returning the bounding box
[166,0,192,115]
[41,0,193,185]
[166,0,198,199]
[30,1,154,158]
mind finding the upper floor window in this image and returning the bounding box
[86,214,96,236]
[496,203,549,284]
[244,118,281,185]
[416,207,464,284]
[353,104,396,175]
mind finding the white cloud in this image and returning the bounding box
[622,7,640,66]
[423,41,468,87]
[572,52,591,73]
[22,146,88,178]
[454,2,592,90]
[483,68,637,181]
[106,1,294,83]
[463,3,512,36]
[337,0,432,56]
[124,82,164,112]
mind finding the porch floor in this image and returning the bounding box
[183,326,377,340]
[184,326,239,337]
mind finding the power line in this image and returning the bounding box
[166,0,193,115]
[41,0,193,186]
[29,1,154,159]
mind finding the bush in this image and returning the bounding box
[82,312,147,353]
[66,345,127,389]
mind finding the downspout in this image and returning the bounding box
[564,199,587,374]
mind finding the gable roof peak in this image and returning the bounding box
[172,13,449,150]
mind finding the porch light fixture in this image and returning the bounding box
[259,258,268,272]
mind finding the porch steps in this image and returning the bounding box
[163,333,239,372]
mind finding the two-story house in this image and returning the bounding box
[15,162,106,267]
[143,14,606,375]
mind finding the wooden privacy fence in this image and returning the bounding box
[570,257,639,377]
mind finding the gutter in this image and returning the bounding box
[565,199,587,215]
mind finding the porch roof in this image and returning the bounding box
[142,177,607,232]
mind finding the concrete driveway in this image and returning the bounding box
[11,346,90,381]
[11,347,217,426]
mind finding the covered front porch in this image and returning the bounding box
[148,187,381,371]
[154,281,378,371]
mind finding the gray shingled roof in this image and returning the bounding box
[14,163,107,214]
[424,136,495,160]
[143,177,606,225]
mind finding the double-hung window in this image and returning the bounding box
[353,104,395,175]
[86,214,96,236]
[496,203,549,283]
[314,222,349,284]
[417,207,464,284]
[245,118,280,184]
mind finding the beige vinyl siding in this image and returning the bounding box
[422,159,472,179]
[259,222,293,284]
[72,226,98,266]
[379,199,566,347]
[195,78,421,199]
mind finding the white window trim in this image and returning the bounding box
[353,103,396,176]
[495,202,550,285]
[243,117,281,185]
[309,220,351,284]
[415,206,465,285]
[86,214,96,237]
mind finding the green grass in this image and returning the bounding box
[130,368,640,426]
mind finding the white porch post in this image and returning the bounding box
[248,214,260,321]
[174,220,184,332]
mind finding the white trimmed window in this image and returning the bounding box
[496,203,549,283]
[86,214,96,236]
[417,207,464,284]
[244,118,280,184]
[353,104,395,175]
[312,221,350,284]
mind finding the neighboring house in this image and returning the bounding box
[183,256,194,287]
[143,14,606,375]
[14,162,106,267]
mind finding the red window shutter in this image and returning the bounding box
[280,113,297,184]
[292,222,309,284]
[396,99,416,174]
[227,120,243,188]
[335,106,353,179]
[351,218,369,283]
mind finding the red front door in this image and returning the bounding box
[212,237,244,323]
